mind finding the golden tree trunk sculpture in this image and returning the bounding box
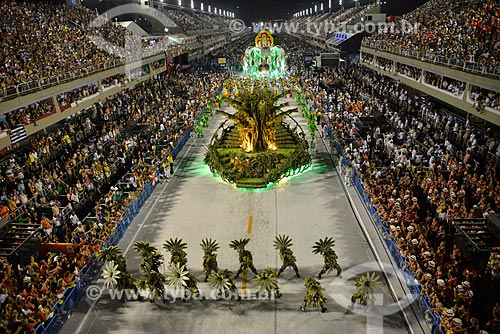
[217,88,295,153]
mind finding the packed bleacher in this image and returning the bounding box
[0,1,131,95]
[3,99,55,129]
[0,68,227,333]
[198,13,232,29]
[0,1,191,102]
[0,0,499,330]
[162,8,212,31]
[288,3,377,39]
[296,58,500,334]
[363,0,500,76]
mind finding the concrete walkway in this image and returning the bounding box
[61,101,421,334]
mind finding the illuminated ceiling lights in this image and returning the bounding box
[178,0,181,6]
[201,2,204,11]
[190,0,193,9]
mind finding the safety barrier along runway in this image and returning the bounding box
[62,105,414,334]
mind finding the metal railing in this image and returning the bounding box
[361,41,500,79]
[0,45,188,103]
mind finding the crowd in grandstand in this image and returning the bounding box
[3,99,55,128]
[425,73,466,96]
[298,60,500,334]
[0,68,227,333]
[363,0,500,73]
[56,83,100,108]
[0,1,131,91]
[0,0,499,333]
[162,8,211,31]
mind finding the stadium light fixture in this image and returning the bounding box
[208,5,211,13]
[201,2,204,11]
[214,6,217,14]
[190,0,193,9]
[321,3,323,11]
[314,4,317,13]
[329,0,331,9]
[178,0,181,7]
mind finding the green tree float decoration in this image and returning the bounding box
[300,278,327,313]
[273,234,300,278]
[200,238,220,282]
[312,237,342,279]
[205,83,311,189]
[229,238,258,278]
[133,241,166,302]
[217,87,295,153]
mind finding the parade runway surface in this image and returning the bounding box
[62,103,414,334]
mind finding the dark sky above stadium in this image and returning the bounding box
[82,0,427,25]
[211,0,427,24]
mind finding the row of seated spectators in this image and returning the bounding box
[190,38,253,71]
[363,53,500,113]
[425,73,466,96]
[396,63,422,81]
[0,2,187,101]
[198,13,232,29]
[162,8,211,31]
[297,61,499,334]
[363,0,500,74]
[0,74,128,131]
[0,1,132,92]
[2,100,55,129]
[0,68,227,333]
[56,84,100,108]
[470,87,500,112]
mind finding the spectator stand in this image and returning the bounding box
[34,127,193,334]
[330,137,444,334]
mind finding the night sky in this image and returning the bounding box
[81,0,428,25]
[210,0,428,24]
